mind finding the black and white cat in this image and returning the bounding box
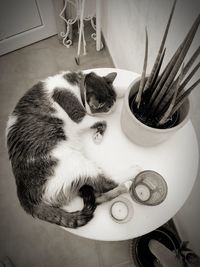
[6,71,122,228]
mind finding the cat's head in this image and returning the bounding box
[83,72,117,115]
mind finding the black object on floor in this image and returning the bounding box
[131,226,180,267]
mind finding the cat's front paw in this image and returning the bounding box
[91,121,107,144]
[91,121,107,134]
[93,132,103,144]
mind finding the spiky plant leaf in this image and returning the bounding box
[181,45,200,77]
[178,61,200,97]
[149,47,181,106]
[158,64,184,125]
[164,45,200,99]
[150,48,166,90]
[135,28,148,108]
[143,0,177,92]
[157,80,178,114]
[158,60,200,113]
[171,78,200,116]
[163,45,200,103]
[152,14,200,110]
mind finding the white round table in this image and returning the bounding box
[62,68,199,241]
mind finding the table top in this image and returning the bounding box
[62,68,199,241]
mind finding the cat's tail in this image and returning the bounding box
[33,185,96,228]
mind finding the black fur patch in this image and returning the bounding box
[52,88,86,123]
[8,83,66,160]
[7,82,66,214]
[34,185,96,228]
[15,156,57,214]
[14,82,55,115]
[63,72,83,85]
[84,72,117,114]
[79,185,96,211]
[34,202,95,228]
[70,174,117,196]
[90,121,107,135]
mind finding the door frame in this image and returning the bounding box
[0,0,57,56]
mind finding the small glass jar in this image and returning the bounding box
[130,170,168,206]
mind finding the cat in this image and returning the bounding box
[6,70,121,228]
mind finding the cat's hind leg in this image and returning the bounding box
[38,183,96,228]
[95,165,143,204]
[35,179,117,228]
[43,148,118,216]
[71,173,118,200]
[95,180,132,204]
[34,198,95,228]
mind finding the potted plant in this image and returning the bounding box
[130,226,180,267]
[131,225,200,267]
[121,0,200,146]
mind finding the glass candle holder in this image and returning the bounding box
[130,170,168,206]
[110,197,133,223]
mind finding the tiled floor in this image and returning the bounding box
[0,28,134,266]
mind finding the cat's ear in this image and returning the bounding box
[104,72,117,84]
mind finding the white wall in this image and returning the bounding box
[101,0,200,255]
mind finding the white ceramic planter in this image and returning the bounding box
[121,77,190,146]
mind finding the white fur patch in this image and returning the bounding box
[43,72,82,104]
[51,101,81,148]
[5,115,17,137]
[43,73,68,94]
[43,141,102,205]
[93,132,103,144]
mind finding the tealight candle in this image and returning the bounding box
[111,201,129,221]
[135,184,151,201]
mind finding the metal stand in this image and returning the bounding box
[59,0,103,65]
